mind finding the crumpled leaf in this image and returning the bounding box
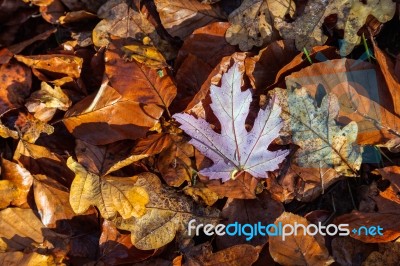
[14,54,83,79]
[154,0,226,40]
[122,43,168,69]
[14,112,54,143]
[25,82,71,122]
[286,87,363,176]
[269,212,334,265]
[114,172,220,250]
[93,0,175,60]
[275,0,396,55]
[67,157,149,219]
[64,49,177,145]
[226,0,295,51]
[173,63,289,182]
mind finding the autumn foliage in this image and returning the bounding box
[0,0,400,265]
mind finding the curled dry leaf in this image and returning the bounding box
[14,112,54,143]
[275,0,396,55]
[64,50,177,145]
[154,0,226,40]
[122,43,168,69]
[67,157,149,219]
[226,0,295,51]
[114,173,220,250]
[269,212,334,266]
[25,82,71,122]
[14,54,83,79]
[286,58,400,145]
[174,63,289,182]
[362,239,400,266]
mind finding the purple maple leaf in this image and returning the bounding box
[173,63,288,182]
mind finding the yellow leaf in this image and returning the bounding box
[67,157,149,219]
[122,44,168,69]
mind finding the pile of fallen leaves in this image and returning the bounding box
[1,0,400,265]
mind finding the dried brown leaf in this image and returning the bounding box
[269,212,334,265]
[114,173,220,250]
[154,0,226,40]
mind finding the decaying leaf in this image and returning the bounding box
[114,173,220,250]
[269,212,334,265]
[275,0,396,55]
[183,184,219,206]
[25,82,71,122]
[154,0,226,40]
[174,63,289,182]
[226,0,295,51]
[286,58,400,145]
[287,87,363,176]
[14,112,54,143]
[67,157,149,219]
[331,237,376,266]
[93,0,175,60]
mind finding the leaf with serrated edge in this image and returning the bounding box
[173,63,288,182]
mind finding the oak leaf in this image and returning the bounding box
[67,157,149,219]
[225,0,295,51]
[287,87,363,176]
[174,63,289,182]
[275,0,396,55]
[114,172,220,250]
